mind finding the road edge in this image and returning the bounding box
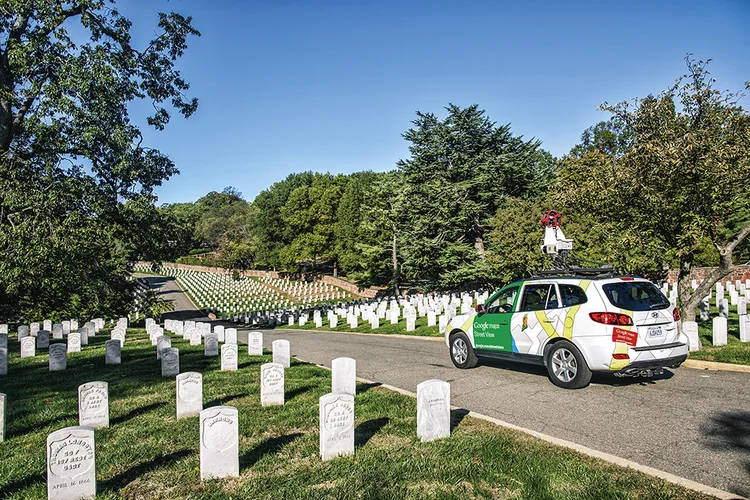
[296,356,745,500]
[683,359,750,374]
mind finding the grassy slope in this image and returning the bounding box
[688,304,750,365]
[0,328,715,499]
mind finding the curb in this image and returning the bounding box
[683,359,750,374]
[275,327,445,342]
[297,356,745,500]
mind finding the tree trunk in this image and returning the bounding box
[333,262,337,278]
[392,225,399,296]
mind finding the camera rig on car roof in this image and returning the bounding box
[536,210,617,278]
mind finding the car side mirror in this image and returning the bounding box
[476,304,486,314]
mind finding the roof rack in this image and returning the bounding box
[532,266,617,278]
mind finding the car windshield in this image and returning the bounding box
[602,282,669,311]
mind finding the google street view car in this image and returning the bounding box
[446,211,689,389]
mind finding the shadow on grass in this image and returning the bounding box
[240,433,303,470]
[355,417,390,448]
[356,382,382,394]
[111,401,168,426]
[451,408,469,431]
[285,385,314,402]
[204,393,246,408]
[11,413,78,436]
[99,449,192,491]
[0,472,45,499]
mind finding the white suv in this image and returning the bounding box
[446,276,689,389]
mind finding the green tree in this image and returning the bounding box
[0,1,199,319]
[558,57,750,321]
[398,103,553,288]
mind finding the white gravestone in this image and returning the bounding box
[20,336,35,358]
[189,328,202,346]
[205,333,219,357]
[329,315,338,328]
[0,348,7,376]
[105,340,121,365]
[225,328,238,345]
[260,363,285,406]
[31,322,40,336]
[712,317,728,346]
[0,393,5,441]
[417,379,451,442]
[78,381,109,428]
[332,357,356,396]
[110,330,124,347]
[161,348,179,377]
[67,332,81,353]
[49,344,67,371]
[176,372,203,418]
[719,299,729,319]
[62,321,71,335]
[70,319,78,332]
[214,325,225,342]
[272,339,290,368]
[17,325,29,338]
[0,333,6,350]
[699,297,710,321]
[200,406,239,479]
[247,331,263,355]
[52,323,63,339]
[319,393,355,461]
[221,343,238,371]
[44,320,52,331]
[37,330,50,350]
[739,314,750,342]
[739,297,747,316]
[79,326,89,346]
[406,316,416,332]
[47,426,96,499]
[682,321,700,352]
[157,336,172,360]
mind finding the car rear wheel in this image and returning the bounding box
[449,332,477,369]
[545,341,592,389]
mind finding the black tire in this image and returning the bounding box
[449,331,478,369]
[545,340,592,389]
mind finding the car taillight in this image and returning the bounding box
[673,308,680,322]
[589,312,634,326]
[612,353,630,360]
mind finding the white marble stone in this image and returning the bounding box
[46,426,96,499]
[719,299,729,318]
[43,320,52,331]
[156,336,172,360]
[67,332,81,353]
[20,336,35,357]
[682,321,700,351]
[260,363,284,406]
[30,322,40,336]
[203,333,218,357]
[699,297,710,321]
[110,330,124,346]
[49,343,67,371]
[272,339,290,368]
[221,343,238,371]
[247,331,263,356]
[78,381,109,428]
[0,333,6,350]
[0,393,5,441]
[0,347,6,376]
[214,325,225,342]
[712,317,728,346]
[37,330,50,350]
[105,339,120,365]
[17,324,29,338]
[417,379,451,442]
[200,406,239,479]
[739,315,750,343]
[319,393,354,461]
[332,357,356,396]
[739,297,747,316]
[161,348,179,377]
[176,372,202,418]
[225,328,237,345]
[62,321,71,335]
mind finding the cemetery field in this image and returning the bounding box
[690,306,750,365]
[266,313,443,338]
[0,329,716,499]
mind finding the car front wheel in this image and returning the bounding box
[545,341,592,389]
[449,332,478,369]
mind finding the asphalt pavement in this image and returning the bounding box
[141,275,750,498]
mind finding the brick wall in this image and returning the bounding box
[666,264,750,285]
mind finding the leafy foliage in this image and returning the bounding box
[0,1,199,320]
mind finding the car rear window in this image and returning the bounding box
[602,282,669,311]
[560,284,588,307]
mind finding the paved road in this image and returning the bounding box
[142,275,750,497]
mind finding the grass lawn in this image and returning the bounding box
[0,328,717,499]
[688,304,750,365]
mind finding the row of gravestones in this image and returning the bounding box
[29,328,453,498]
[682,315,750,350]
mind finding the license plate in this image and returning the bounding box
[647,326,664,338]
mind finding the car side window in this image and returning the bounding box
[520,284,551,312]
[546,284,560,309]
[560,284,588,307]
[485,287,518,314]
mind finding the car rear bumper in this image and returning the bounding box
[614,354,688,375]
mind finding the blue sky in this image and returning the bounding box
[118,0,749,205]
